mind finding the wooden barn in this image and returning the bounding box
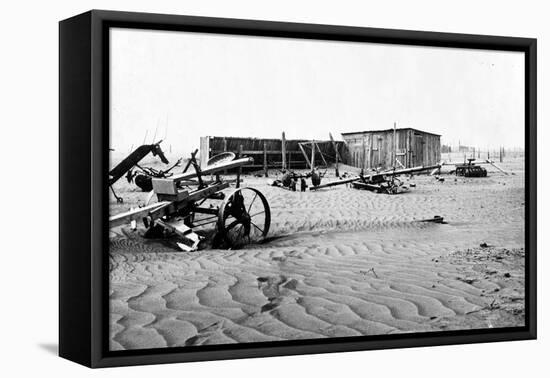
[341,127,441,169]
[199,134,345,174]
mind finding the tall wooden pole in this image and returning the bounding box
[310,140,315,173]
[281,132,287,170]
[236,144,243,188]
[317,142,328,166]
[329,132,341,177]
[393,122,397,168]
[298,143,311,169]
[361,137,366,175]
[335,149,339,177]
[263,141,268,177]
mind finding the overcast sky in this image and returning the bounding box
[110,27,525,155]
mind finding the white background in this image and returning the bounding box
[0,0,547,376]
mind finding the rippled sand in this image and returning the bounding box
[109,157,525,350]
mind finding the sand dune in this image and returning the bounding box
[109,157,525,350]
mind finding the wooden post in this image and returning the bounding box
[361,137,366,175]
[310,141,316,172]
[393,122,397,168]
[236,144,243,188]
[199,136,210,169]
[329,133,341,177]
[298,143,311,169]
[263,141,268,177]
[335,149,339,177]
[281,132,287,170]
[499,146,503,163]
[317,142,328,166]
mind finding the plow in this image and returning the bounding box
[110,151,271,251]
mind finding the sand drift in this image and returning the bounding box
[109,157,525,350]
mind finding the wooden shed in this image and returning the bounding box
[341,128,441,169]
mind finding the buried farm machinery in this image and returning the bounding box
[310,164,444,194]
[109,151,271,251]
[452,158,488,177]
[109,140,170,202]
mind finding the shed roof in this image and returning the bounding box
[341,127,441,137]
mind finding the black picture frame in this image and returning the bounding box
[59,9,537,368]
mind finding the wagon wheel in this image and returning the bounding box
[216,187,270,248]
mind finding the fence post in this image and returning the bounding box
[263,141,268,177]
[236,144,243,188]
[281,132,286,170]
[311,141,315,172]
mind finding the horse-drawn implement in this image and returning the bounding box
[310,164,443,194]
[451,158,488,177]
[109,140,170,202]
[109,151,271,251]
[434,158,508,178]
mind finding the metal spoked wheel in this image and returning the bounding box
[216,187,271,248]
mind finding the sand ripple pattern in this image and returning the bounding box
[109,166,525,350]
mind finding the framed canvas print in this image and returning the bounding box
[59,10,536,368]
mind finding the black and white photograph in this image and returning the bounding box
[2,0,548,374]
[107,27,527,351]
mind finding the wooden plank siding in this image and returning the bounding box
[200,136,346,171]
[341,128,441,169]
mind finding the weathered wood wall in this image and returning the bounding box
[200,136,346,171]
[342,128,441,169]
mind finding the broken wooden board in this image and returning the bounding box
[109,201,171,228]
